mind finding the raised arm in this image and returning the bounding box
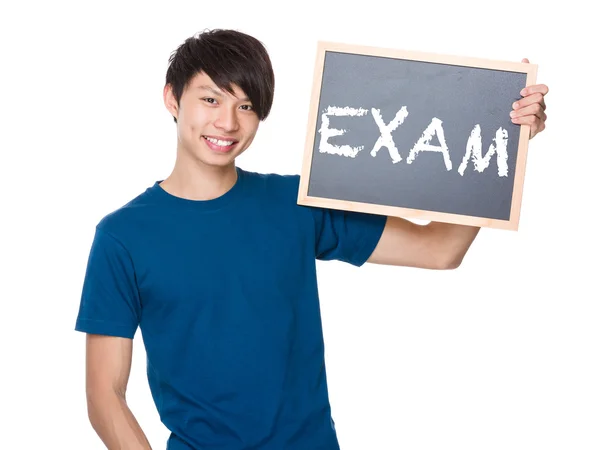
[367,217,479,269]
[86,334,152,450]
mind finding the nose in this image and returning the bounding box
[214,106,239,133]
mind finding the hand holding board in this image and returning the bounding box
[298,41,537,230]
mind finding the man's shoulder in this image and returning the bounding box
[241,168,300,187]
[95,183,157,237]
[240,168,301,198]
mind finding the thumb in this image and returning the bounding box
[521,58,530,63]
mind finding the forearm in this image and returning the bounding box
[87,392,152,450]
[426,221,480,269]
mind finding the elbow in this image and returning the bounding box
[87,402,102,431]
[86,389,107,426]
[86,386,124,427]
[444,257,462,270]
[433,252,464,270]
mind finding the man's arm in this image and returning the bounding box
[86,334,152,450]
[367,217,479,269]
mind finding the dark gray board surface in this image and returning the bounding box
[307,51,527,221]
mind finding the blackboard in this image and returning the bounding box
[297,42,537,230]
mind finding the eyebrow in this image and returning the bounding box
[196,84,250,102]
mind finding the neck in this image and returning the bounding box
[159,152,238,201]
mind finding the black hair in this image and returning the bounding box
[165,29,275,122]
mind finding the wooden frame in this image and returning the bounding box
[297,41,538,230]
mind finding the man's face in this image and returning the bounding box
[165,71,260,169]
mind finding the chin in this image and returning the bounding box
[180,138,248,168]
[192,148,241,169]
[198,154,236,168]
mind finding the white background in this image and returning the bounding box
[1,0,598,449]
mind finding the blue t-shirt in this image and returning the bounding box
[75,167,387,450]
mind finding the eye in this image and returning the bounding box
[202,97,217,104]
[240,104,253,111]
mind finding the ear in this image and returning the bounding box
[163,84,179,120]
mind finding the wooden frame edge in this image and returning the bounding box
[298,195,518,230]
[507,64,538,230]
[315,40,538,74]
[298,41,327,205]
[298,40,538,232]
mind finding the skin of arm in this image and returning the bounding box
[367,217,480,270]
[85,334,152,450]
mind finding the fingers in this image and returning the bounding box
[511,102,547,140]
[521,84,549,98]
[513,92,546,111]
[511,103,547,123]
[514,62,548,140]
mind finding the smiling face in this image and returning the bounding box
[164,71,260,170]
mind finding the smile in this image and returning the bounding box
[202,135,239,153]
[203,136,237,147]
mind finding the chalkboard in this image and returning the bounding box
[297,42,537,230]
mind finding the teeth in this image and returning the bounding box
[205,136,234,146]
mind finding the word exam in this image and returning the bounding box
[318,106,511,177]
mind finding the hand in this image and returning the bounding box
[510,58,548,139]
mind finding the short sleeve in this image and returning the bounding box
[75,226,141,339]
[311,207,387,267]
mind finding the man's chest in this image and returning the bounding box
[131,217,314,319]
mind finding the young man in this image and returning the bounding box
[75,29,548,450]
